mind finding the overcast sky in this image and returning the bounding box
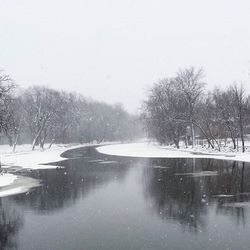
[1,0,250,113]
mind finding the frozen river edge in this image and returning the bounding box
[0,143,98,197]
[97,142,250,163]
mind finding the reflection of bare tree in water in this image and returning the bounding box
[143,158,250,231]
[0,198,23,250]
[143,158,209,232]
[214,161,250,225]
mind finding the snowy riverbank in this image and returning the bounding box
[0,143,85,170]
[97,142,250,163]
[0,173,17,188]
[0,143,93,197]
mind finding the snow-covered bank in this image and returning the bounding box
[0,144,80,197]
[0,174,40,198]
[0,173,17,187]
[1,142,117,170]
[0,144,84,170]
[0,143,94,197]
[97,143,250,163]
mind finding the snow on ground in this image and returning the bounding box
[0,174,40,198]
[0,143,96,197]
[0,173,17,187]
[0,143,87,170]
[97,142,250,163]
[0,143,82,197]
[0,187,23,197]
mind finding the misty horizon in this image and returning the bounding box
[1,0,250,113]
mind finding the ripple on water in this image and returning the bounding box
[222,202,250,208]
[98,161,118,164]
[175,171,218,177]
[152,166,170,169]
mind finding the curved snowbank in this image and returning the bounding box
[1,142,113,170]
[97,143,191,158]
[0,173,17,187]
[0,175,40,198]
[1,144,84,170]
[97,143,250,163]
[0,143,102,197]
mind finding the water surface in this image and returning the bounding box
[1,146,250,250]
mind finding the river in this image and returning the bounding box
[1,146,250,250]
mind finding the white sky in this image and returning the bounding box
[1,0,250,113]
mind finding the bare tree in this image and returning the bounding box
[175,67,205,147]
[22,86,63,150]
[0,70,16,145]
[213,88,238,149]
[1,96,24,152]
[231,84,248,152]
[0,70,15,95]
[142,78,187,148]
[18,86,141,148]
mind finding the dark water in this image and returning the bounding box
[1,146,250,250]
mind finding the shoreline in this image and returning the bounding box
[0,173,17,188]
[0,143,96,197]
[97,142,250,163]
[3,140,250,198]
[1,143,84,170]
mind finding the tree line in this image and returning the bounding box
[0,70,142,151]
[141,67,250,152]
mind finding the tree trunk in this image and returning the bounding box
[225,122,236,149]
[40,138,45,149]
[12,133,20,153]
[240,131,245,153]
[32,118,47,150]
[193,121,213,149]
[39,130,47,149]
[191,122,195,148]
[239,121,245,153]
[32,129,43,150]
[48,139,55,149]
[32,136,39,150]
[207,127,220,151]
[232,137,236,150]
[173,138,179,148]
[229,128,236,149]
[184,135,188,148]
